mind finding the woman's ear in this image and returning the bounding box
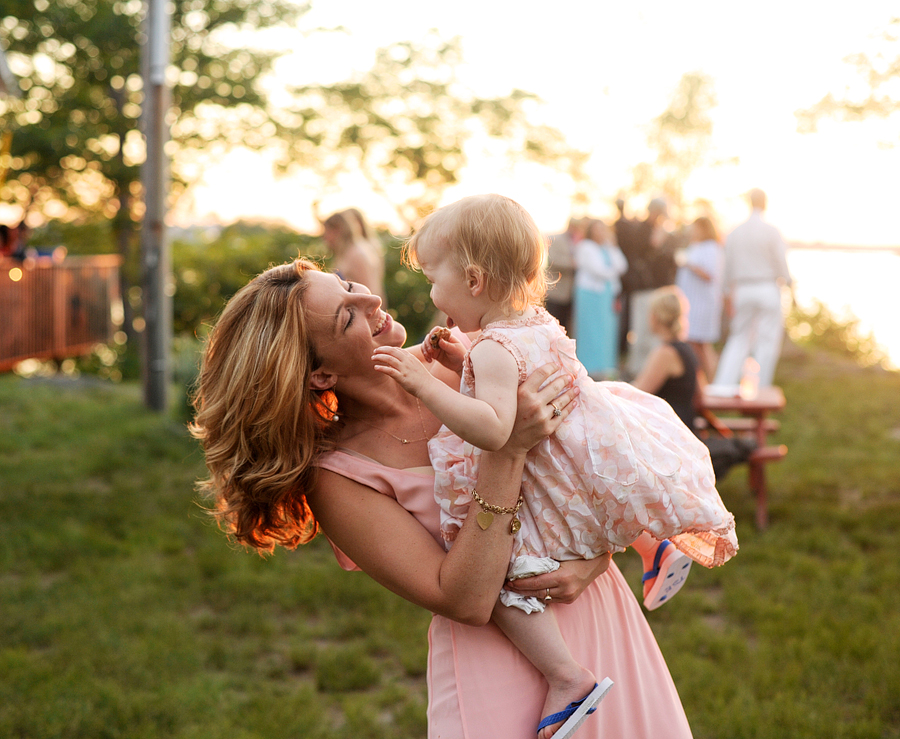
[466,266,486,297]
[309,368,337,391]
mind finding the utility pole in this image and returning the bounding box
[140,0,171,411]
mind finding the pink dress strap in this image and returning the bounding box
[316,449,442,570]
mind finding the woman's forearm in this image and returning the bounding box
[433,447,528,623]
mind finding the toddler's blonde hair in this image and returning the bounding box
[405,194,548,312]
[650,285,689,338]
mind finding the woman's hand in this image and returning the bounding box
[505,555,612,604]
[502,363,578,455]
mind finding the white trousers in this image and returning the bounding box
[625,289,660,378]
[714,282,785,387]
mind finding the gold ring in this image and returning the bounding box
[551,404,562,417]
[544,588,552,602]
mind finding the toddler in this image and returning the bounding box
[373,194,738,739]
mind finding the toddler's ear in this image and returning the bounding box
[466,266,486,296]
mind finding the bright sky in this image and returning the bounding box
[183,0,900,245]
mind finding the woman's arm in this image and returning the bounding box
[308,364,577,626]
[609,245,629,276]
[687,242,719,282]
[689,264,712,281]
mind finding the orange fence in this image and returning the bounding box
[0,254,122,372]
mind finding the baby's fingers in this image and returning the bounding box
[372,348,401,368]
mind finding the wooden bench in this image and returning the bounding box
[698,387,788,530]
[695,417,780,435]
[746,444,788,529]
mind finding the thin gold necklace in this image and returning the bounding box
[338,397,431,445]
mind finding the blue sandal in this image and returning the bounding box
[536,678,613,738]
[642,540,692,610]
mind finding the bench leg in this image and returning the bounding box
[748,462,768,530]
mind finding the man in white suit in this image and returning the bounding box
[714,189,793,388]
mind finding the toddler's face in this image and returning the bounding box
[416,237,479,332]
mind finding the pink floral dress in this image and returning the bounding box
[429,309,738,605]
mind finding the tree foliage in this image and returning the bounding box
[786,299,890,369]
[171,222,320,336]
[2,10,585,233]
[796,17,900,142]
[0,0,307,228]
[277,33,588,228]
[630,71,720,215]
[170,222,435,344]
[1,4,575,350]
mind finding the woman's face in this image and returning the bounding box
[322,224,340,249]
[302,270,404,375]
[588,223,606,243]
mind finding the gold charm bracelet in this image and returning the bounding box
[470,489,524,534]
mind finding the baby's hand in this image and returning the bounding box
[422,327,465,374]
[373,346,433,396]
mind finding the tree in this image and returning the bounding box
[796,17,900,141]
[276,33,589,228]
[1,5,585,347]
[1,0,307,220]
[0,0,307,337]
[629,71,722,217]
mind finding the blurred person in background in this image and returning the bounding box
[322,208,387,306]
[545,217,585,335]
[632,286,754,480]
[714,189,792,388]
[675,216,724,382]
[613,198,636,359]
[622,198,670,378]
[574,218,628,379]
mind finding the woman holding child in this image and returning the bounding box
[191,204,699,738]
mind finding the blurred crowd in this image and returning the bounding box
[544,188,793,391]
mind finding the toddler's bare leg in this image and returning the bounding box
[491,600,596,739]
[632,531,662,599]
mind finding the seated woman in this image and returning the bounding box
[190,260,695,739]
[632,286,754,480]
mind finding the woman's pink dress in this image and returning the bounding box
[318,448,694,739]
[431,309,738,572]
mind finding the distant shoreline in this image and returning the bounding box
[789,242,900,254]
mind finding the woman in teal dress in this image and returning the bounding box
[574,219,628,379]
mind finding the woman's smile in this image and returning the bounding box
[372,311,391,336]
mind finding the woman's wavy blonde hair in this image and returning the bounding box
[405,194,549,313]
[189,259,339,553]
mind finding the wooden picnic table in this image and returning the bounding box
[698,385,788,530]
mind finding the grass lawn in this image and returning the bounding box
[1,345,899,738]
